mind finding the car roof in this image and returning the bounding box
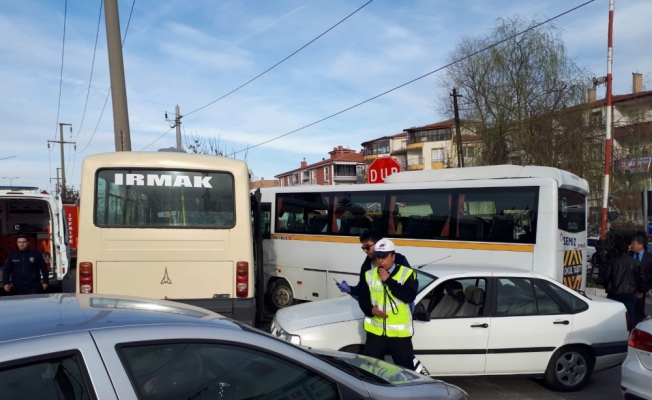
[0,294,241,342]
[419,264,538,279]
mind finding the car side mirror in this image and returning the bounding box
[413,308,430,322]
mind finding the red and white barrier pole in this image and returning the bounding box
[600,0,615,240]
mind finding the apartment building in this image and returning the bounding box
[403,119,478,170]
[275,146,365,186]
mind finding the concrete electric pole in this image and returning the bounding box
[165,105,183,150]
[48,123,75,200]
[450,88,465,168]
[104,0,131,151]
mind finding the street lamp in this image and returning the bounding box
[2,177,19,189]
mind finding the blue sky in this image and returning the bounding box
[1,0,651,192]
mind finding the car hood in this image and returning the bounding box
[275,295,364,332]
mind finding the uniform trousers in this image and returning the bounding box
[363,332,415,371]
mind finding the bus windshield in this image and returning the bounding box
[94,169,235,228]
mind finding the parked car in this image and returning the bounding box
[273,265,630,392]
[621,319,652,399]
[0,294,469,400]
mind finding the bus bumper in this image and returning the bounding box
[169,298,256,326]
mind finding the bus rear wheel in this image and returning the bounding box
[270,280,295,311]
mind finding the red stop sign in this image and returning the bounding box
[368,157,401,184]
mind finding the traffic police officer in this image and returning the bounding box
[358,238,417,371]
[3,234,49,295]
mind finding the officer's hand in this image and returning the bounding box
[378,268,389,282]
[372,306,388,319]
[337,280,350,293]
[42,283,48,291]
[3,284,9,293]
[637,292,644,299]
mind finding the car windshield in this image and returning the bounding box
[311,351,432,386]
[416,270,437,294]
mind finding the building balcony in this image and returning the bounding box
[614,120,652,139]
[407,157,424,171]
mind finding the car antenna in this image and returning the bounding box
[416,255,451,269]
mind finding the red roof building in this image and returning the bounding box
[275,146,365,186]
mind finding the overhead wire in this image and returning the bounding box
[144,0,374,151]
[73,0,104,139]
[183,0,374,118]
[74,0,135,164]
[50,0,69,151]
[225,0,596,157]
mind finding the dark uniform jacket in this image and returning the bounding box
[349,253,410,297]
[603,254,645,294]
[2,249,49,288]
[638,251,652,291]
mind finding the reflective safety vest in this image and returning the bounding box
[363,264,415,337]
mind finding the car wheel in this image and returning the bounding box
[270,280,295,311]
[544,346,593,392]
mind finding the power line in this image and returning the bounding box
[183,0,374,118]
[73,0,103,138]
[226,0,596,157]
[51,0,68,151]
[141,127,174,151]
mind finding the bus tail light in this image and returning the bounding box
[79,262,93,294]
[236,262,248,298]
[628,328,652,352]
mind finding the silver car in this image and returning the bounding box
[0,294,469,400]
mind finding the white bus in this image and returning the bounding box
[77,152,262,325]
[259,165,589,309]
[0,187,71,289]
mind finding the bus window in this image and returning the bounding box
[456,187,539,244]
[331,192,384,236]
[95,169,235,228]
[558,189,586,234]
[275,193,329,234]
[385,190,452,239]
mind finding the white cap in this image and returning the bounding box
[374,238,395,258]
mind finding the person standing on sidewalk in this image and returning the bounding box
[630,236,652,323]
[603,240,645,329]
[3,234,49,295]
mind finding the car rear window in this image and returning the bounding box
[540,280,588,313]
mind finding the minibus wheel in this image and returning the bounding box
[270,280,295,310]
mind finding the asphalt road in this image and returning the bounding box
[446,367,622,400]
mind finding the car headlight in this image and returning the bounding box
[271,319,301,345]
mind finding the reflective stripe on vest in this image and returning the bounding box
[364,264,414,337]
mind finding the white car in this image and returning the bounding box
[273,265,629,392]
[621,319,652,399]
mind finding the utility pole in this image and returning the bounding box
[50,168,62,197]
[165,105,183,150]
[600,0,615,240]
[451,88,464,168]
[104,0,131,151]
[48,123,75,200]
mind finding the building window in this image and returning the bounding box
[292,173,298,186]
[324,167,330,183]
[432,149,444,162]
[302,170,310,184]
[463,147,474,158]
[334,165,356,177]
[363,139,390,156]
[590,111,602,126]
[408,128,452,145]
